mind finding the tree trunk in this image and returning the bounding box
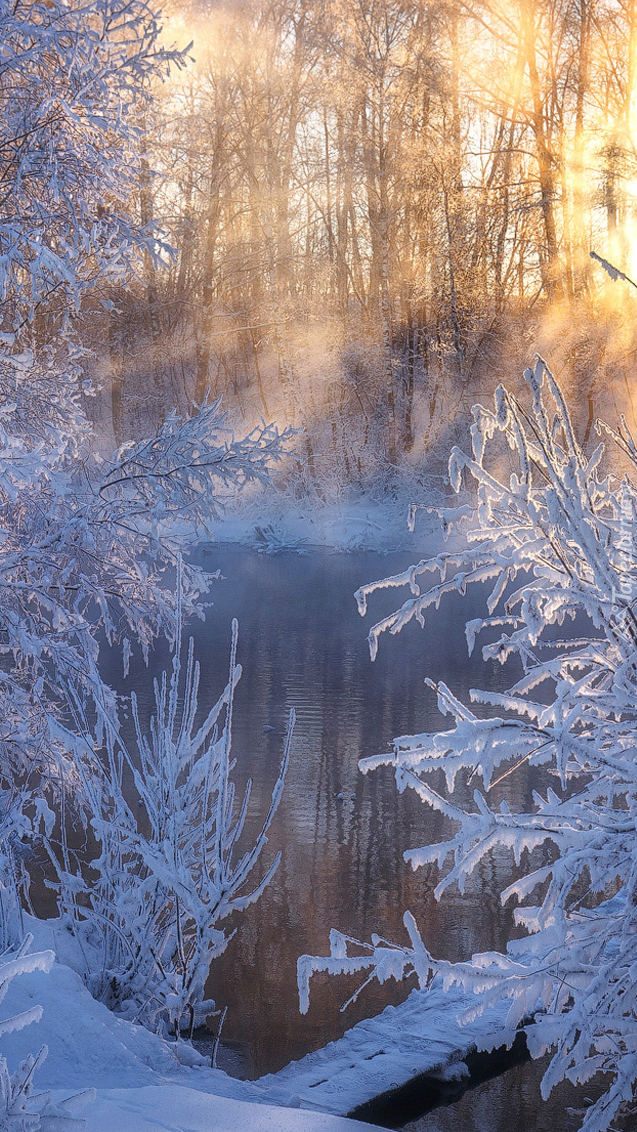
[521,2,563,302]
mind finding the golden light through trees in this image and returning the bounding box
[100,0,637,477]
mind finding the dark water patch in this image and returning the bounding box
[348,1030,530,1129]
[402,1054,621,1132]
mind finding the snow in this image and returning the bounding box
[2,920,381,1131]
[4,937,197,1090]
[200,479,449,555]
[2,915,529,1131]
[253,982,513,1116]
[69,1087,378,1132]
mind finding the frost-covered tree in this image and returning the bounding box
[0,0,290,1064]
[0,0,288,895]
[299,357,637,1132]
[0,0,186,342]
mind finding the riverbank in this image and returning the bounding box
[195,472,451,556]
[3,917,520,1132]
[3,918,380,1132]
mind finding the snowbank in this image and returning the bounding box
[72,1086,378,1132]
[2,920,378,1131]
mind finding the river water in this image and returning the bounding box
[117,546,534,1069]
[109,543,613,1127]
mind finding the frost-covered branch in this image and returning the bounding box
[52,594,293,1036]
[300,357,637,1132]
[0,343,291,774]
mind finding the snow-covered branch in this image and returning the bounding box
[51,593,293,1036]
[300,357,637,1132]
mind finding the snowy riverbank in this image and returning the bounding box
[3,916,521,1132]
[3,919,381,1132]
[198,473,451,556]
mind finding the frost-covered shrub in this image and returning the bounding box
[299,357,637,1132]
[0,353,289,944]
[53,584,293,1038]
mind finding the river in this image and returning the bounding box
[108,543,611,1128]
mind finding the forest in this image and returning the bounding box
[98,0,637,490]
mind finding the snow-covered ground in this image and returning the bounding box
[78,1087,381,1132]
[5,915,525,1132]
[3,919,380,1132]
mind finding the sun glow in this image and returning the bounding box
[115,0,637,472]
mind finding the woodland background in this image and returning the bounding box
[82,0,637,492]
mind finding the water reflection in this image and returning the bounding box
[405,1055,628,1132]
[106,547,552,1078]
